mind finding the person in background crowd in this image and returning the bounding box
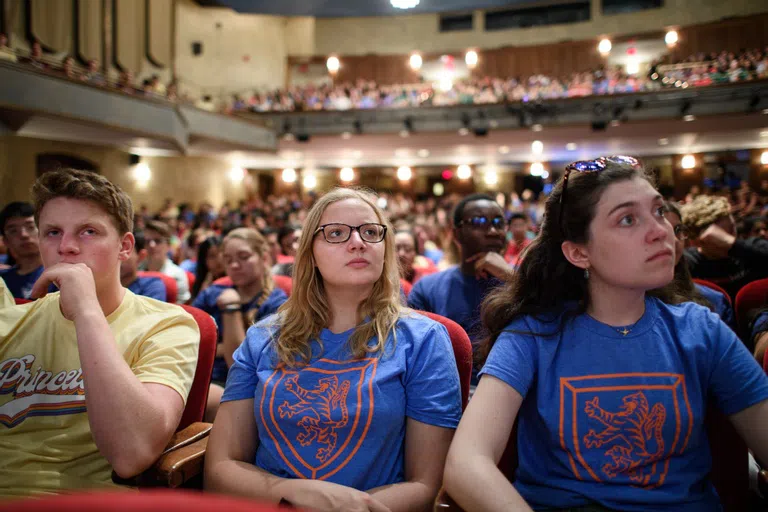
[120,230,166,302]
[655,201,734,328]
[277,225,301,262]
[395,229,436,284]
[0,33,17,62]
[262,227,282,268]
[189,235,224,303]
[22,41,46,69]
[445,156,768,512]
[682,195,768,298]
[0,169,199,498]
[504,212,532,266]
[59,56,77,79]
[204,188,461,511]
[82,59,105,86]
[192,228,287,420]
[408,194,513,352]
[0,202,44,299]
[141,220,190,304]
[751,308,768,363]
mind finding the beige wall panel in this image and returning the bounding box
[114,0,144,72]
[175,0,287,97]
[314,0,768,56]
[0,136,247,211]
[148,0,173,68]
[30,0,73,53]
[284,16,315,57]
[77,0,102,63]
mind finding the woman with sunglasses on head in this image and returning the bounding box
[651,201,734,328]
[444,157,768,512]
[205,188,462,512]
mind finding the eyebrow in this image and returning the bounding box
[607,195,663,216]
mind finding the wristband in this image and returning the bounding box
[221,304,242,313]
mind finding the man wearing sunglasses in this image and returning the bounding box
[408,194,513,374]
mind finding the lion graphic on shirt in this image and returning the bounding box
[278,374,351,463]
[583,391,667,486]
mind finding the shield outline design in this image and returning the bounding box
[260,358,377,480]
[559,372,694,489]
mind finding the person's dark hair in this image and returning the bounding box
[0,202,35,237]
[395,229,420,255]
[190,235,222,301]
[261,226,277,237]
[509,212,528,223]
[452,193,496,228]
[647,202,713,311]
[478,160,655,365]
[277,225,299,255]
[133,230,146,253]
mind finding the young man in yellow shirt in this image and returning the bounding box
[0,169,200,498]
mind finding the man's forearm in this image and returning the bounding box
[74,311,176,477]
[368,481,435,512]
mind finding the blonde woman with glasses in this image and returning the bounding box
[205,188,462,512]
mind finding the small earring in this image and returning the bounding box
[584,268,590,280]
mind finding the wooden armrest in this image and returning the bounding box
[434,487,464,512]
[112,422,212,488]
[759,469,768,499]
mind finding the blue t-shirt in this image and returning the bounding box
[180,259,197,273]
[480,297,768,511]
[0,266,44,299]
[193,283,288,382]
[694,283,734,328]
[752,311,768,340]
[221,312,462,490]
[126,276,167,302]
[407,266,502,346]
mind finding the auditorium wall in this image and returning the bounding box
[314,0,768,56]
[0,136,248,211]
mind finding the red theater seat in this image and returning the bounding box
[400,278,413,298]
[138,271,177,304]
[693,279,732,305]
[734,277,768,334]
[185,270,196,290]
[415,310,472,410]
[14,298,31,305]
[177,305,217,431]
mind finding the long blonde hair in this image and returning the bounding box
[275,188,402,367]
[222,228,274,327]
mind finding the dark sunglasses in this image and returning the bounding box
[458,215,507,231]
[559,155,641,231]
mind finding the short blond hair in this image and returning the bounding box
[33,169,133,234]
[680,195,730,236]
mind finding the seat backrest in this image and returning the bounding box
[14,298,31,305]
[212,276,233,287]
[273,275,292,297]
[734,277,768,333]
[693,279,732,305]
[177,305,217,430]
[138,271,178,304]
[400,278,413,298]
[185,270,196,290]
[414,310,472,410]
[496,402,748,512]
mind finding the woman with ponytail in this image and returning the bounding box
[444,157,768,512]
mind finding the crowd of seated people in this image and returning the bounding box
[1,163,768,509]
[3,34,767,114]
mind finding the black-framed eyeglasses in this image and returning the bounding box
[457,215,508,231]
[673,224,689,242]
[559,155,641,231]
[314,223,387,244]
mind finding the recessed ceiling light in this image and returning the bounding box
[532,124,543,132]
[399,129,410,138]
[417,149,430,158]
[498,145,510,154]
[565,143,578,151]
[394,148,410,158]
[610,119,621,127]
[341,132,352,139]
[683,114,695,122]
[763,108,768,115]
[761,130,768,138]
[282,133,295,141]
[658,138,669,145]
[458,128,470,136]
[489,120,499,128]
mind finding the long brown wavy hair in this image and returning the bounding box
[477,160,657,366]
[273,188,402,367]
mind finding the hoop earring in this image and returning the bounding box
[584,268,590,280]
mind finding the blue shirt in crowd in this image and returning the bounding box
[126,275,167,302]
[480,297,768,512]
[694,283,734,328]
[221,312,462,490]
[193,283,288,382]
[752,311,768,341]
[407,266,502,345]
[0,265,44,299]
